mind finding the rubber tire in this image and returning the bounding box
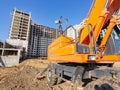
[47,67,57,87]
[84,77,120,90]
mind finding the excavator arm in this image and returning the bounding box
[79,0,120,50]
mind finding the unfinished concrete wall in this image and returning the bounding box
[0,48,21,67]
[0,56,20,67]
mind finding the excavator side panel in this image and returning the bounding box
[48,35,76,56]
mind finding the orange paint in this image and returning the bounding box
[48,0,120,64]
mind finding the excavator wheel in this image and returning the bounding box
[46,66,57,87]
[84,77,120,90]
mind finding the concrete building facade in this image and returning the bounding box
[7,8,31,54]
[6,8,62,58]
[0,41,3,48]
[27,24,60,57]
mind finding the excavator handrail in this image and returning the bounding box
[63,25,77,44]
[86,0,96,18]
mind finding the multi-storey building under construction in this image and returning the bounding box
[7,8,31,55]
[27,24,61,57]
[6,8,61,58]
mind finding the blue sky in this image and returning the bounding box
[0,0,92,42]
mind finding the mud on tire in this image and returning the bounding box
[84,77,120,90]
[47,67,57,87]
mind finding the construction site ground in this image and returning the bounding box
[0,59,78,90]
[0,59,120,90]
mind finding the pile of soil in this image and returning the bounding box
[1,59,120,90]
[0,59,48,90]
[0,59,72,90]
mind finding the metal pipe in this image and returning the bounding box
[63,25,78,53]
[63,25,77,44]
[87,0,96,18]
[71,26,77,44]
[91,24,97,54]
[104,0,110,8]
[88,24,93,54]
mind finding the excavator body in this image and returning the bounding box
[45,0,120,89]
[48,0,120,64]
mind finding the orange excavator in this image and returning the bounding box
[40,0,120,89]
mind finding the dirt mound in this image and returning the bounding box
[0,60,48,90]
[0,59,81,90]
